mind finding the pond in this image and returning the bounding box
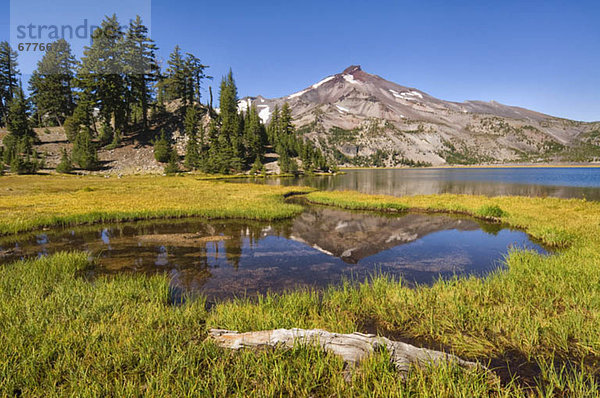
[236,167,600,200]
[0,204,548,301]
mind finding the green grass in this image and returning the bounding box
[2,179,600,395]
[3,252,599,396]
[0,174,314,235]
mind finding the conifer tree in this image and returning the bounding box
[6,87,35,141]
[218,70,243,167]
[184,54,209,104]
[0,41,19,127]
[123,16,158,132]
[163,46,186,102]
[249,157,263,175]
[164,150,179,174]
[243,105,266,165]
[56,148,73,173]
[183,105,198,137]
[153,131,172,163]
[77,15,127,135]
[72,127,98,170]
[2,87,40,174]
[184,136,200,170]
[63,95,94,142]
[28,39,75,126]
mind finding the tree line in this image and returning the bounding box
[0,14,332,175]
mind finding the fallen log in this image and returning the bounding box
[208,328,484,375]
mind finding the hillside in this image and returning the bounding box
[240,66,600,166]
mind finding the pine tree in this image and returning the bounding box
[63,96,93,142]
[0,42,19,127]
[218,70,243,166]
[2,87,40,174]
[6,87,36,141]
[243,105,266,165]
[153,131,172,163]
[77,15,127,136]
[123,16,158,132]
[98,122,114,146]
[183,106,201,170]
[249,157,263,175]
[184,136,200,170]
[161,46,186,103]
[56,148,73,173]
[183,105,198,137]
[267,105,280,144]
[72,127,98,170]
[28,39,75,126]
[184,53,209,104]
[164,150,179,174]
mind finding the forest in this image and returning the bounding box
[0,15,332,175]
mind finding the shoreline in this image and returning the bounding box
[341,163,600,170]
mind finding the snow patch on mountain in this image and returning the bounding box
[288,89,309,99]
[336,105,350,113]
[343,74,360,85]
[257,105,271,123]
[389,89,423,101]
[312,75,335,89]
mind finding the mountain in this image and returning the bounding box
[240,66,600,166]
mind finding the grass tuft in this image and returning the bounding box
[475,204,507,219]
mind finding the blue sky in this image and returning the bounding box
[1,0,598,121]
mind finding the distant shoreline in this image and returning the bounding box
[341,163,600,170]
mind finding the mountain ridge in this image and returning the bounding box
[240,66,600,166]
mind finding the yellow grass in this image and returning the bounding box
[0,174,313,235]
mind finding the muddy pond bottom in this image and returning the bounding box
[0,206,548,301]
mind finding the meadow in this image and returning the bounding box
[1,175,599,396]
[0,174,312,235]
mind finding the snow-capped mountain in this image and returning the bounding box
[240,66,599,166]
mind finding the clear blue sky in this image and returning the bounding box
[1,0,598,121]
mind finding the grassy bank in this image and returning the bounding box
[3,252,598,396]
[0,174,313,236]
[1,179,600,395]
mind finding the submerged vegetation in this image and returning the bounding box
[1,176,600,394]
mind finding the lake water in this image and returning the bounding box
[0,205,547,300]
[237,167,600,200]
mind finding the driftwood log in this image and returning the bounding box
[208,328,483,375]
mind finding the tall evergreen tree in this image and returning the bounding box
[123,16,158,132]
[2,87,40,173]
[218,70,243,163]
[184,53,209,104]
[29,39,76,126]
[0,42,19,127]
[183,106,201,169]
[161,46,186,103]
[243,105,266,164]
[6,87,35,141]
[77,14,127,135]
[160,46,209,108]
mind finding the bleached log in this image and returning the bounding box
[208,328,483,374]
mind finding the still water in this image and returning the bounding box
[238,167,600,200]
[0,205,547,300]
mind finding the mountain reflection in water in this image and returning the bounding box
[0,205,547,300]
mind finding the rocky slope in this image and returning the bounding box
[240,66,600,166]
